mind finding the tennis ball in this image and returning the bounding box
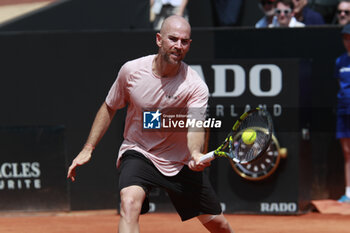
[242,129,257,145]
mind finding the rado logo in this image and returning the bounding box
[260,202,297,213]
[191,64,282,97]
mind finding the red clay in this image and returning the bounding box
[0,210,349,233]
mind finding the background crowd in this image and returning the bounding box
[149,0,350,29]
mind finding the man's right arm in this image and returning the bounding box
[67,102,117,181]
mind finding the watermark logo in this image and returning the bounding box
[143,110,162,129]
[143,109,221,130]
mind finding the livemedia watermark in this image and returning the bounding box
[143,109,222,131]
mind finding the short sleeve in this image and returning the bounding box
[105,63,130,110]
[186,69,209,121]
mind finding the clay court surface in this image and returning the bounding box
[0,210,349,233]
[0,1,348,233]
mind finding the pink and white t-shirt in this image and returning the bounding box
[105,55,209,176]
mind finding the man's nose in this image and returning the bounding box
[174,40,183,49]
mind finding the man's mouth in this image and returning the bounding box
[170,52,181,59]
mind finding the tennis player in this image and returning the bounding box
[67,15,234,233]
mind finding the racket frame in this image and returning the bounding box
[200,108,273,164]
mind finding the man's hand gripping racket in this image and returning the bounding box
[200,108,273,165]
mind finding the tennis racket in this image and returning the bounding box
[199,107,273,164]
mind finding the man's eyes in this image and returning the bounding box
[169,37,190,45]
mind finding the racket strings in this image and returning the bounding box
[237,131,267,162]
[232,111,272,163]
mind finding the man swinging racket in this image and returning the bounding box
[67,15,234,233]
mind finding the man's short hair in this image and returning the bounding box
[274,0,294,9]
[339,0,350,4]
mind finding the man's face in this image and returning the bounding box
[157,22,192,65]
[275,2,293,27]
[338,2,350,26]
[260,0,275,16]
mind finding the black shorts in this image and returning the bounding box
[118,150,222,221]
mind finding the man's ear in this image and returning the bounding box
[156,33,162,47]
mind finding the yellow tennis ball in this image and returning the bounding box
[242,129,257,145]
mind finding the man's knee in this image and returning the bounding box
[198,214,233,233]
[120,195,142,213]
[120,186,146,218]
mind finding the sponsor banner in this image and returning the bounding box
[260,202,298,213]
[190,59,311,133]
[0,126,69,212]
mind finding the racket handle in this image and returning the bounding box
[199,151,215,163]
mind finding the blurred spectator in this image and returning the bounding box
[336,0,350,25]
[269,0,305,27]
[212,0,243,26]
[256,0,277,28]
[150,0,189,30]
[292,0,325,25]
[308,0,338,24]
[334,24,350,203]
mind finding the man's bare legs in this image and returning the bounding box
[118,186,235,233]
[198,214,234,233]
[118,185,146,233]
